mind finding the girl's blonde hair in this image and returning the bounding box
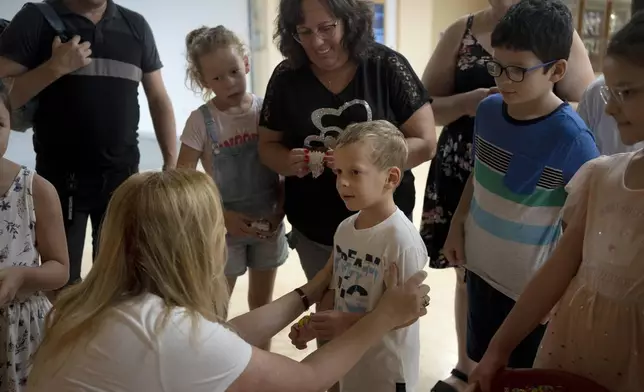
[27,170,230,386]
[186,25,247,99]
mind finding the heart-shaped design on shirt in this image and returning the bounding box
[304,99,373,149]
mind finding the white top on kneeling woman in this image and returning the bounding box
[36,294,251,392]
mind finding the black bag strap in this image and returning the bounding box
[25,1,69,41]
[25,2,139,44]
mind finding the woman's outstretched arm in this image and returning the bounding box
[228,267,429,392]
[228,258,332,347]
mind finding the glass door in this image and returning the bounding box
[565,0,634,72]
[609,1,632,37]
[581,0,609,71]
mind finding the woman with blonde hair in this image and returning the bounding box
[27,169,430,392]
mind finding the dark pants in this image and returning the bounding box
[37,164,136,286]
[63,198,108,285]
[466,270,547,368]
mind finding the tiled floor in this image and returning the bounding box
[9,130,459,390]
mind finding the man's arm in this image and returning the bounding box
[0,7,88,108]
[142,70,177,169]
[0,57,27,79]
[3,36,93,110]
[1,57,62,108]
[137,14,176,169]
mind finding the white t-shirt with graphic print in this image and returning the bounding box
[180,94,263,178]
[332,208,428,392]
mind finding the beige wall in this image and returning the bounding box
[250,0,489,96]
[250,0,282,97]
[398,0,489,76]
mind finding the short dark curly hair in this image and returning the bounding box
[492,0,573,68]
[274,0,375,68]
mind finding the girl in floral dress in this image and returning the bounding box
[0,81,68,391]
[471,13,644,392]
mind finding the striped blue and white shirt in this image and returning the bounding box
[464,94,599,300]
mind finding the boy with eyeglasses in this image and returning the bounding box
[442,0,599,370]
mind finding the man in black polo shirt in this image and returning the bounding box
[0,0,177,285]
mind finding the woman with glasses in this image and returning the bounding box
[258,0,436,291]
[418,1,594,391]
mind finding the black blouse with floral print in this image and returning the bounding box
[420,15,495,268]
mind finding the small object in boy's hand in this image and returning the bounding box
[290,315,317,349]
[297,314,311,327]
[250,219,272,232]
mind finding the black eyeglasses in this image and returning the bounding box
[486,60,557,82]
[293,21,338,44]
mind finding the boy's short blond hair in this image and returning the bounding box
[336,120,408,171]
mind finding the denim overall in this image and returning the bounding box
[199,104,287,276]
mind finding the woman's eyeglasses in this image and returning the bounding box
[486,60,557,82]
[293,22,338,44]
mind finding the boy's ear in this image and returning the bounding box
[244,56,250,74]
[549,59,567,84]
[385,167,402,189]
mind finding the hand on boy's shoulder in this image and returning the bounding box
[464,87,500,117]
[474,90,504,116]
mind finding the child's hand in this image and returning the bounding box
[224,211,259,237]
[289,316,317,349]
[288,324,309,350]
[309,310,356,340]
[469,347,509,392]
[0,267,26,306]
[263,214,285,238]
